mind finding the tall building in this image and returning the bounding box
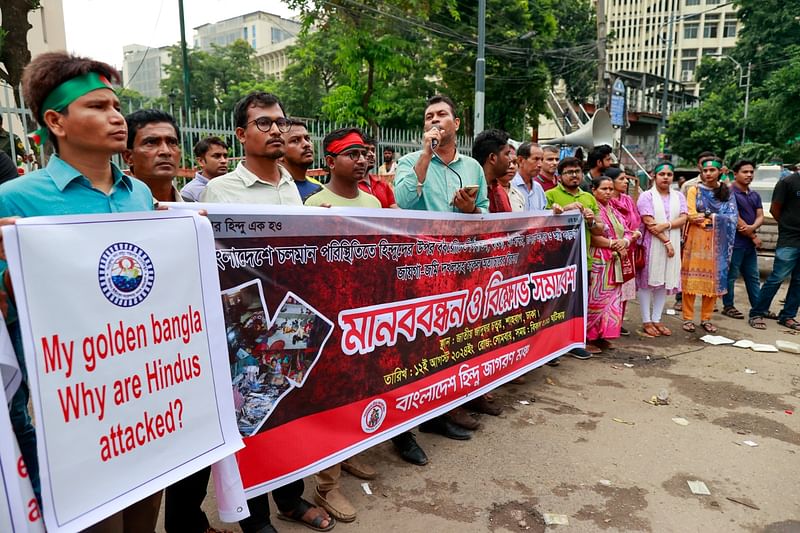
[121,44,173,99]
[605,0,739,96]
[194,10,301,79]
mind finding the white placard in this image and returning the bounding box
[0,382,45,532]
[3,210,242,532]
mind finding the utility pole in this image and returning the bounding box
[659,13,675,134]
[178,0,192,115]
[474,0,486,137]
[596,0,607,108]
[741,62,751,144]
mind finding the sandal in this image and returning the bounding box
[700,321,718,333]
[682,321,696,332]
[673,301,682,312]
[765,311,779,320]
[722,306,744,319]
[654,323,672,336]
[778,318,800,331]
[585,343,603,354]
[642,322,661,337]
[748,316,767,330]
[278,499,336,532]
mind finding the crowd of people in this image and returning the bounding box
[1,51,799,533]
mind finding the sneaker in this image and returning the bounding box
[568,348,592,360]
[620,327,630,336]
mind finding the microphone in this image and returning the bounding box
[430,125,441,150]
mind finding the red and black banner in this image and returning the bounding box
[205,205,586,496]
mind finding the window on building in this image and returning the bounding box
[684,23,699,38]
[723,19,737,38]
[703,22,718,38]
[681,58,697,72]
[706,0,721,4]
[702,47,719,56]
[686,0,700,5]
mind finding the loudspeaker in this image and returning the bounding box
[542,109,613,149]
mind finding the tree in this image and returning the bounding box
[733,0,800,87]
[160,40,263,111]
[285,0,454,134]
[665,86,742,161]
[0,0,40,109]
[544,0,597,104]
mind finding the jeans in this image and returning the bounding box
[164,466,211,532]
[7,321,40,502]
[750,246,800,320]
[724,246,761,309]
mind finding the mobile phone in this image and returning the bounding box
[463,185,479,192]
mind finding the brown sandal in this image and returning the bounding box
[654,323,672,336]
[682,321,696,332]
[642,322,661,337]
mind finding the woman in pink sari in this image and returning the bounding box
[587,175,634,352]
[608,167,642,335]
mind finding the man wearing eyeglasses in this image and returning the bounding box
[201,92,334,533]
[201,92,302,206]
[395,94,489,214]
[305,128,380,209]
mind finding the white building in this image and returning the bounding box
[605,0,739,96]
[194,11,301,80]
[121,44,173,99]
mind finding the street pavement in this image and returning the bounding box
[161,279,800,532]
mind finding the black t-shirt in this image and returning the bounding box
[774,172,800,248]
[0,152,17,185]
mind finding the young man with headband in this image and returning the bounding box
[0,52,157,531]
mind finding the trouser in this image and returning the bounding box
[7,320,39,502]
[724,246,761,309]
[238,479,304,533]
[83,492,162,533]
[750,246,800,321]
[315,464,341,493]
[639,288,667,324]
[682,293,715,322]
[164,466,210,532]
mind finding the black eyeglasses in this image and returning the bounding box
[335,149,369,161]
[561,169,581,177]
[247,116,291,133]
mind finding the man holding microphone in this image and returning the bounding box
[395,95,488,214]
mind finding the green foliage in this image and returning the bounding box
[161,39,263,110]
[667,3,800,163]
[666,86,742,161]
[733,0,800,87]
[544,0,597,103]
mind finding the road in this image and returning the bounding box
[164,281,800,533]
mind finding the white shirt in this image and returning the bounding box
[201,162,302,205]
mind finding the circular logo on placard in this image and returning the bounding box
[361,399,387,433]
[98,242,155,307]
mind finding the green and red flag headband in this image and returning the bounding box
[653,162,674,173]
[32,72,115,145]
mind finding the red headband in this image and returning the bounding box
[325,132,366,156]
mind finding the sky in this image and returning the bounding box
[62,0,298,68]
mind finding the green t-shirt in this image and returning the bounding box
[545,182,598,270]
[304,186,382,208]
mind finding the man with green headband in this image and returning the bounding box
[0,52,156,532]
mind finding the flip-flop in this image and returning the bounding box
[722,306,744,319]
[779,318,800,331]
[654,323,672,336]
[642,323,661,337]
[701,321,718,333]
[278,499,336,532]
